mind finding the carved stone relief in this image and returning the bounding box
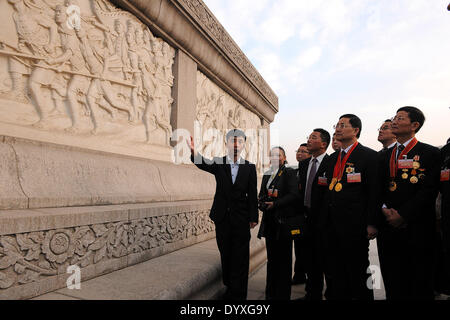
[176,0,278,109]
[0,0,175,148]
[0,210,214,290]
[196,71,264,173]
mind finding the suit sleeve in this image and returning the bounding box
[376,150,390,226]
[190,153,218,175]
[273,169,299,211]
[398,147,441,222]
[259,175,267,200]
[248,164,259,223]
[365,150,381,227]
[441,145,450,194]
[297,161,307,207]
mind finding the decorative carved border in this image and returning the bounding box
[174,0,278,108]
[0,210,214,291]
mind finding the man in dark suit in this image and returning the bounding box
[296,143,311,163]
[331,132,342,152]
[297,128,331,300]
[439,138,450,295]
[377,119,396,151]
[322,114,379,300]
[188,129,258,300]
[292,142,310,285]
[377,106,441,300]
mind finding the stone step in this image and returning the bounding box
[32,228,267,300]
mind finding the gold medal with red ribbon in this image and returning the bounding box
[389,138,418,191]
[329,142,359,192]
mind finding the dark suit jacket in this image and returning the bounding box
[298,154,330,228]
[257,165,300,238]
[191,154,258,225]
[378,141,441,247]
[322,143,380,238]
[441,143,450,248]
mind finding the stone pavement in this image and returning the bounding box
[34,235,450,300]
[33,227,266,300]
[247,239,386,300]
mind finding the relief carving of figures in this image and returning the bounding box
[228,104,244,129]
[0,0,175,147]
[196,71,263,165]
[0,0,58,104]
[0,211,214,290]
[34,4,92,131]
[146,39,173,145]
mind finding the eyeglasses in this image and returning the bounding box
[296,150,311,154]
[307,135,320,141]
[391,116,407,122]
[333,123,352,129]
[378,126,392,132]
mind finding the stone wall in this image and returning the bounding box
[0,0,277,299]
[0,199,215,299]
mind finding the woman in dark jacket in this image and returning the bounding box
[257,146,301,300]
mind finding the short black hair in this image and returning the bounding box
[313,128,331,148]
[300,143,307,147]
[447,137,450,145]
[339,114,362,138]
[396,106,425,133]
[226,129,246,142]
[271,146,286,157]
[384,119,392,123]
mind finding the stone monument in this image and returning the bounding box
[0,0,278,299]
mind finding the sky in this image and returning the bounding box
[203,0,450,165]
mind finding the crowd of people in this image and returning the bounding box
[188,106,450,300]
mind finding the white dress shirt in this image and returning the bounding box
[341,142,356,155]
[388,141,397,149]
[227,156,244,184]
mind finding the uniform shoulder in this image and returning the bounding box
[245,159,255,166]
[417,141,440,155]
[329,150,339,158]
[212,156,226,164]
[441,143,450,159]
[358,143,378,155]
[298,158,310,168]
[284,166,296,173]
[442,143,450,153]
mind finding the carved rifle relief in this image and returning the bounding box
[0,0,175,147]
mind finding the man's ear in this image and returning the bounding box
[411,121,420,132]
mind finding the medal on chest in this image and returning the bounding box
[331,144,359,192]
[389,139,418,191]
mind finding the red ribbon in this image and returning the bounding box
[389,137,418,180]
[332,142,359,182]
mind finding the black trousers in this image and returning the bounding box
[440,199,450,294]
[303,223,326,299]
[324,223,374,300]
[265,230,293,300]
[377,227,435,300]
[215,215,251,300]
[293,237,306,281]
[434,230,450,294]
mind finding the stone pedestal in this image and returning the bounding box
[171,50,198,140]
[0,0,278,299]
